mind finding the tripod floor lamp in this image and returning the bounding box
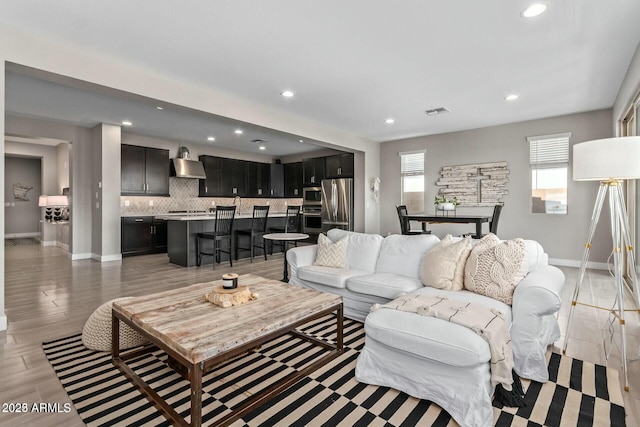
[563,136,640,392]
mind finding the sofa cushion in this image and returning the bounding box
[314,233,348,268]
[464,234,527,305]
[297,265,370,289]
[375,234,441,279]
[364,286,512,368]
[327,229,383,272]
[420,234,472,291]
[346,272,423,299]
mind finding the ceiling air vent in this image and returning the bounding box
[425,107,450,116]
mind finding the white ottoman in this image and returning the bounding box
[82,297,148,352]
[355,288,512,427]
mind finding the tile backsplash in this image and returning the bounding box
[120,178,302,215]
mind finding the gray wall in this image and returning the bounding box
[4,156,41,236]
[380,109,613,264]
[56,143,69,193]
[5,115,94,258]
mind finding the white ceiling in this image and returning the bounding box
[2,1,640,153]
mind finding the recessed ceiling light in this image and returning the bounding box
[505,94,519,101]
[385,118,395,124]
[122,121,132,126]
[281,90,294,98]
[521,3,547,18]
[259,146,266,151]
[299,139,304,143]
[234,129,243,135]
[156,106,163,110]
[207,136,216,141]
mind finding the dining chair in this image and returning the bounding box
[235,205,270,262]
[396,205,431,235]
[464,204,503,239]
[196,205,236,269]
[269,205,301,254]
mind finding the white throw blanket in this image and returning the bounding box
[372,294,514,391]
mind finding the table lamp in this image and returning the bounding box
[563,136,640,392]
[39,195,53,221]
[47,195,69,222]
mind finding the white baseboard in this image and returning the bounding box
[91,253,122,263]
[70,252,92,260]
[41,240,57,246]
[0,314,7,331]
[6,232,39,238]
[548,258,610,270]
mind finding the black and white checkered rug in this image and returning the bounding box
[43,317,626,426]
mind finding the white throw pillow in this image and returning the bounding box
[314,233,349,268]
[464,233,527,305]
[420,234,472,291]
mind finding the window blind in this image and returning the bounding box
[400,151,424,175]
[528,133,571,166]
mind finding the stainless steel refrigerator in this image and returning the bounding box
[321,178,354,232]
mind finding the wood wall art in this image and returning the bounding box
[436,161,508,207]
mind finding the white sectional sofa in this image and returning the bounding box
[286,228,565,427]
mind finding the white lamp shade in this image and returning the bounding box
[46,195,69,207]
[573,136,640,181]
[38,195,48,207]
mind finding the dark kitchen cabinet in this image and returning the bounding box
[220,158,246,196]
[269,163,284,197]
[246,162,271,197]
[199,155,222,197]
[121,144,170,196]
[325,153,354,178]
[303,157,325,186]
[153,218,168,252]
[284,162,303,197]
[121,217,167,256]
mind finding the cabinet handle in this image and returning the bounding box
[294,189,298,195]
[311,176,315,183]
[205,186,208,193]
[258,188,262,195]
[135,218,144,222]
[271,189,274,195]
[338,167,342,175]
[233,187,237,194]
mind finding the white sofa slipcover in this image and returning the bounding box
[287,229,565,426]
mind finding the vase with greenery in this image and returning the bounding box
[434,195,459,211]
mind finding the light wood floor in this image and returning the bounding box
[1,243,639,426]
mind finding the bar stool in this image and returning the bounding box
[235,205,270,262]
[269,205,301,254]
[196,205,236,269]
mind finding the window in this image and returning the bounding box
[400,150,425,213]
[528,133,571,214]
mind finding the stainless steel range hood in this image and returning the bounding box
[170,146,206,179]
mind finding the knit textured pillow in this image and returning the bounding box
[420,234,472,291]
[464,233,527,305]
[314,233,349,268]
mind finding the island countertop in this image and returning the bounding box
[154,212,288,221]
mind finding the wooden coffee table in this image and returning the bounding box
[111,274,343,427]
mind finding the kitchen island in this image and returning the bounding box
[156,212,289,267]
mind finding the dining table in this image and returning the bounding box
[404,213,491,237]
